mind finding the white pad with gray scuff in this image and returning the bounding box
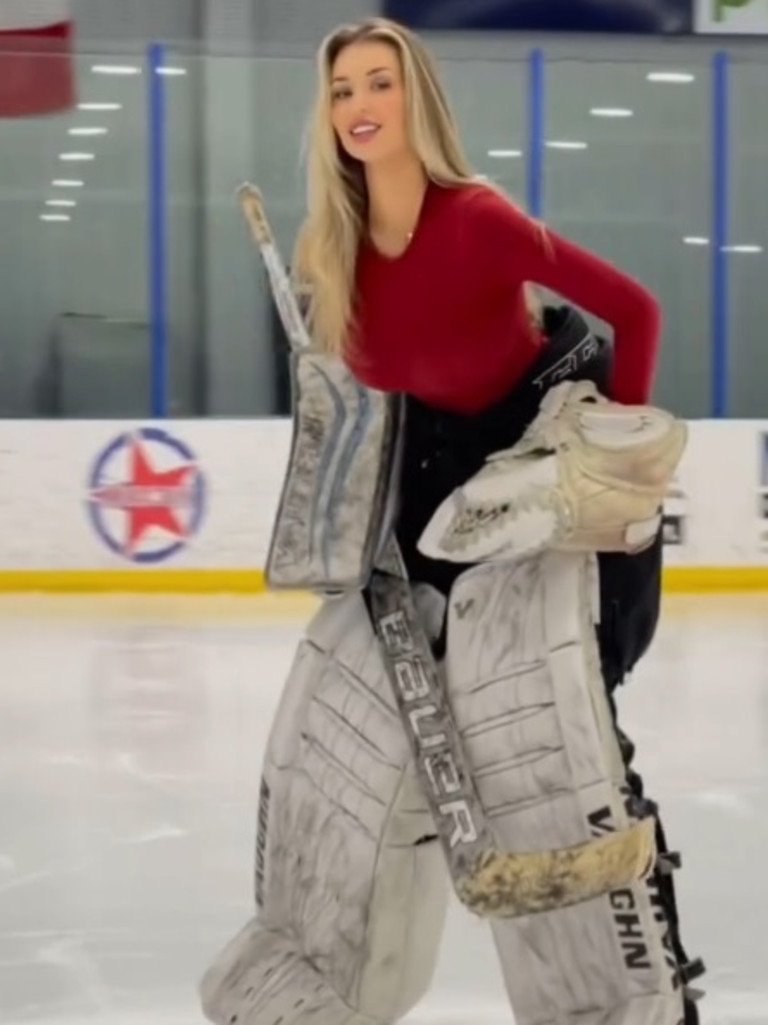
[200,591,448,1025]
[444,551,686,1025]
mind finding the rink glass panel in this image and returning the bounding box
[1,48,765,419]
[727,59,768,420]
[0,51,151,418]
[542,58,712,420]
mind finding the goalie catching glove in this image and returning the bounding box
[417,379,687,564]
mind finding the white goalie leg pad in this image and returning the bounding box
[445,553,685,1025]
[200,592,448,1025]
[418,380,687,564]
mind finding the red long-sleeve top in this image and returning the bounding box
[346,182,660,414]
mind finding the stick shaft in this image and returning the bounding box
[237,182,311,352]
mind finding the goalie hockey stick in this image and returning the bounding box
[237,181,657,918]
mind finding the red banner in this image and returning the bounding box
[0,1,76,117]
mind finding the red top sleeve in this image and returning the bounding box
[465,189,662,405]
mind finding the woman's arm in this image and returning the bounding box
[467,189,662,405]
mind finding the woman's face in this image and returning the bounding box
[330,39,410,166]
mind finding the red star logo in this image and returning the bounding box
[90,438,196,556]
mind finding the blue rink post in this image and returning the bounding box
[711,50,730,419]
[527,48,546,220]
[148,42,169,418]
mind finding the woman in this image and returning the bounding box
[293,18,671,599]
[202,17,704,1025]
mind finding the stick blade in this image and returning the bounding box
[456,817,656,918]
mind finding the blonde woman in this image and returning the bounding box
[201,18,703,1025]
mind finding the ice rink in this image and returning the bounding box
[0,591,766,1025]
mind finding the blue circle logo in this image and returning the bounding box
[87,427,206,563]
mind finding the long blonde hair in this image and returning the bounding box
[293,17,542,355]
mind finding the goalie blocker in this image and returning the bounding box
[200,306,704,1025]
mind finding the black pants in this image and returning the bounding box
[394,306,703,1019]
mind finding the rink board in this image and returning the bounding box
[0,418,766,593]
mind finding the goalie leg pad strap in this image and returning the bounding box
[445,552,686,1025]
[200,593,448,1025]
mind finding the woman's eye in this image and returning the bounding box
[331,87,351,102]
[371,79,392,91]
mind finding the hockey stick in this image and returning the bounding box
[237,181,657,918]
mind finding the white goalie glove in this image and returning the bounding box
[418,380,687,564]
